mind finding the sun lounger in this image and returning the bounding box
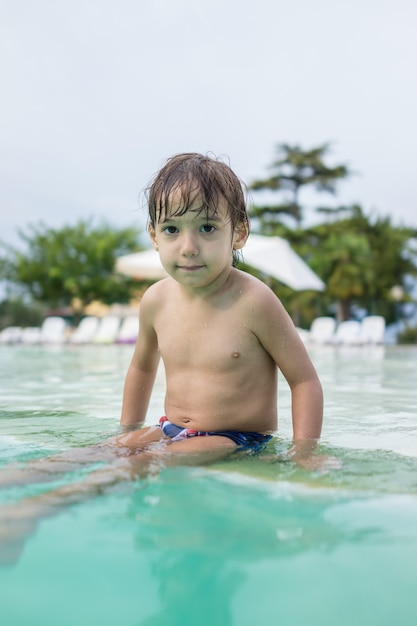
[69,316,100,344]
[358,315,386,344]
[20,327,42,344]
[308,317,337,344]
[0,326,22,344]
[116,315,139,344]
[93,315,121,344]
[331,320,362,345]
[39,316,67,344]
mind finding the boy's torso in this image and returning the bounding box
[150,272,278,433]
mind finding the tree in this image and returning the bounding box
[0,297,45,330]
[347,208,417,321]
[245,143,416,325]
[305,206,417,322]
[1,219,144,320]
[249,143,350,228]
[319,229,373,321]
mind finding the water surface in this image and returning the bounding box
[0,344,416,626]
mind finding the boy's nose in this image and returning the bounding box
[180,232,199,256]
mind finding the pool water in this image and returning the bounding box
[0,344,417,626]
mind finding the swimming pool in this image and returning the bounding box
[0,344,416,625]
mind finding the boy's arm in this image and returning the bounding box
[291,376,323,441]
[288,376,323,464]
[120,290,160,431]
[279,337,323,455]
[120,360,159,431]
[251,285,323,447]
[250,283,337,469]
[273,315,324,465]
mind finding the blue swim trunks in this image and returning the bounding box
[158,417,272,453]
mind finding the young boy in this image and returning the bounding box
[0,152,323,494]
[116,152,323,461]
[0,153,324,561]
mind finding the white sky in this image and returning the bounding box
[1,0,416,249]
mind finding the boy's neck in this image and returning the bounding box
[176,266,237,302]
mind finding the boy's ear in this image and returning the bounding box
[233,220,249,250]
[148,224,158,250]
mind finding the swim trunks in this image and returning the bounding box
[158,417,272,453]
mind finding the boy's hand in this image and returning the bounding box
[286,440,342,472]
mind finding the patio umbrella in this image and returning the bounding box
[115,234,325,291]
[242,234,325,291]
[115,248,168,280]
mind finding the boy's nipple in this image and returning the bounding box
[231,351,241,359]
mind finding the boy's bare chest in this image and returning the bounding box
[154,304,256,369]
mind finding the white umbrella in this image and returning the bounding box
[115,234,324,291]
[242,234,325,291]
[115,248,168,280]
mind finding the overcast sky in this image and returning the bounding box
[1,0,416,249]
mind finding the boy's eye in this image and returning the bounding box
[163,226,178,235]
[201,224,215,233]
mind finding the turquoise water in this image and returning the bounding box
[0,344,417,625]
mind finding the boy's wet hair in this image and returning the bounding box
[146,153,249,265]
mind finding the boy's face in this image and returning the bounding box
[149,191,248,290]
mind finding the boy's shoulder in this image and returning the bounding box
[235,269,279,302]
[233,269,289,321]
[139,278,174,310]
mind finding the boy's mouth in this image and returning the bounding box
[177,264,204,271]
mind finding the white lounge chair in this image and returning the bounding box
[20,327,42,344]
[93,315,121,344]
[116,315,139,344]
[358,315,386,344]
[0,326,22,344]
[69,316,100,344]
[39,317,67,344]
[331,320,362,345]
[309,317,337,344]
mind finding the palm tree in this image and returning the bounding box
[249,143,350,228]
[306,206,416,322]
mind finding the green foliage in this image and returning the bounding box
[1,219,144,316]
[246,201,417,326]
[297,206,417,323]
[0,298,45,330]
[247,142,416,325]
[249,143,350,227]
[397,325,417,344]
